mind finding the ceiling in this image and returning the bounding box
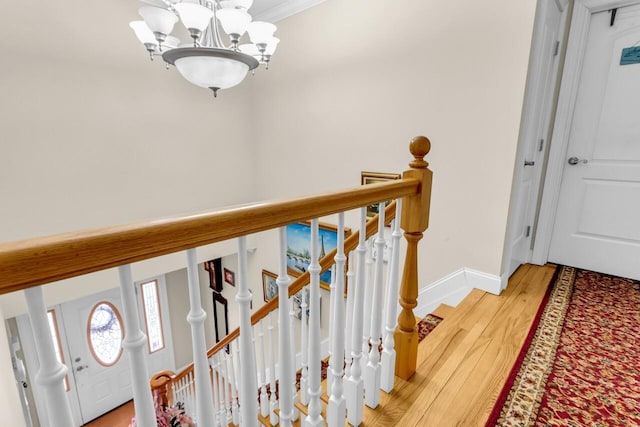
[250,0,328,22]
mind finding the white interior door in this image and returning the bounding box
[549,4,640,279]
[61,287,132,423]
[506,0,567,278]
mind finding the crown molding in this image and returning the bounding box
[252,0,329,23]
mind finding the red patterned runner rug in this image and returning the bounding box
[486,266,640,426]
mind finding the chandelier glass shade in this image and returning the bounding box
[129,0,279,96]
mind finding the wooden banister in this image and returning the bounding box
[169,201,399,382]
[150,370,175,407]
[394,136,432,380]
[0,180,418,295]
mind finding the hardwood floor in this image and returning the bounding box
[81,264,555,427]
[361,263,557,426]
[83,400,134,427]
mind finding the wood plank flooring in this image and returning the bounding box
[361,263,556,426]
[83,400,134,427]
[83,264,555,427]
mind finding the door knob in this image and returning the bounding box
[568,156,588,165]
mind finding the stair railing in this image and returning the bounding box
[0,136,432,427]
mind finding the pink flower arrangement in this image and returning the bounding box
[129,399,194,427]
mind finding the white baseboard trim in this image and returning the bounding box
[415,267,502,317]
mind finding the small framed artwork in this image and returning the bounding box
[286,221,351,291]
[293,287,321,321]
[223,268,235,286]
[361,171,401,218]
[262,270,278,302]
[204,258,223,292]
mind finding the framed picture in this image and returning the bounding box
[286,221,351,291]
[211,292,229,351]
[361,171,401,218]
[293,288,321,321]
[262,270,278,302]
[223,268,235,286]
[204,258,223,292]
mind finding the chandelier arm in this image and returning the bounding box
[210,1,230,49]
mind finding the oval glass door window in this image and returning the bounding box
[87,302,124,366]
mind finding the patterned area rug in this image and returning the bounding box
[486,266,640,426]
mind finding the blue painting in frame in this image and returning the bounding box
[286,221,351,290]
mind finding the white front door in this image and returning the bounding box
[549,4,640,279]
[61,287,132,423]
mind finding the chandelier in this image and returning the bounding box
[129,0,279,96]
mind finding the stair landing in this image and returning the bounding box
[360,263,555,426]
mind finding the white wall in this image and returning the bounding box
[248,0,538,285]
[0,0,539,420]
[0,0,258,314]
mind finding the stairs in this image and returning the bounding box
[256,264,555,426]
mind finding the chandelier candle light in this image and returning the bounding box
[129,0,280,97]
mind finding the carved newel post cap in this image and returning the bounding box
[409,136,431,168]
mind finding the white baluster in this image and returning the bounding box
[361,238,375,373]
[365,202,386,408]
[117,265,156,427]
[215,354,227,425]
[236,236,258,426]
[268,312,279,425]
[344,252,355,380]
[186,249,216,427]
[345,208,367,426]
[171,382,178,411]
[305,219,323,427]
[221,352,232,425]
[23,286,74,427]
[299,285,309,406]
[327,265,336,392]
[213,357,222,426]
[189,373,197,424]
[289,296,299,422]
[327,213,347,426]
[235,338,241,398]
[258,322,269,417]
[381,200,403,392]
[277,226,294,427]
[228,342,240,426]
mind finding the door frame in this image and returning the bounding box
[532,0,640,264]
[501,0,570,284]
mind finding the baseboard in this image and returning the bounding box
[465,267,503,295]
[415,267,502,317]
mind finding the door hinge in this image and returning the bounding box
[610,8,618,26]
[525,225,531,238]
[553,40,560,57]
[538,139,544,152]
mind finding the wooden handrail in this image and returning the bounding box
[154,135,433,402]
[169,201,398,384]
[0,180,419,295]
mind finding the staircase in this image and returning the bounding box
[10,134,552,427]
[328,263,553,427]
[260,263,553,427]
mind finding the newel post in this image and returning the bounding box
[150,370,175,407]
[394,136,432,380]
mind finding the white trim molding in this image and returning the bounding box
[415,268,503,318]
[253,0,329,23]
[532,0,640,265]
